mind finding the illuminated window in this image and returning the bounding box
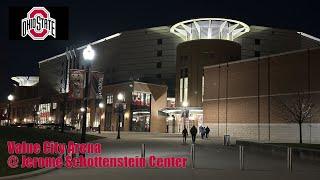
[86,113,90,127]
[132,91,151,106]
[179,68,188,103]
[183,77,188,102]
[179,78,183,103]
[202,75,204,102]
[106,94,113,104]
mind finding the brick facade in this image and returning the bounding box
[203,48,320,143]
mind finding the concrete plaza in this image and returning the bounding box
[23,132,320,180]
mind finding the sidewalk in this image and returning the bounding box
[19,133,320,180]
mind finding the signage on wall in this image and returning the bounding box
[9,6,69,40]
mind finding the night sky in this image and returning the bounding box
[0,0,319,101]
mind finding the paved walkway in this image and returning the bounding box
[23,132,320,180]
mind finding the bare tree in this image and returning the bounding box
[275,92,314,144]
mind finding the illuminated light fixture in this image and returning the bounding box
[98,102,105,109]
[80,107,86,112]
[83,45,95,61]
[8,94,14,101]
[167,116,174,121]
[182,101,189,107]
[124,112,130,119]
[132,111,150,115]
[117,93,124,101]
[170,18,250,41]
[11,76,39,87]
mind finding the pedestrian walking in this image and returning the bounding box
[205,126,210,138]
[190,125,198,144]
[182,127,188,144]
[200,126,205,139]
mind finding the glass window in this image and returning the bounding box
[183,77,188,102]
[202,75,204,102]
[179,68,189,103]
[179,78,183,103]
[254,51,260,57]
[255,39,260,45]
[106,94,113,104]
[156,62,162,68]
[157,39,162,45]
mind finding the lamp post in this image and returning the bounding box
[182,101,189,129]
[116,93,124,139]
[81,45,95,143]
[7,94,14,126]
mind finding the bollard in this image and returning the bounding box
[224,135,231,146]
[287,147,292,172]
[141,143,145,158]
[239,145,244,170]
[191,144,195,168]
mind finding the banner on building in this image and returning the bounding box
[90,71,104,100]
[69,69,85,99]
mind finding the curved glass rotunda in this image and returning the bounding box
[170,18,250,41]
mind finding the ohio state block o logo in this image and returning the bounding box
[21,7,56,40]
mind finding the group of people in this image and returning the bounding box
[182,125,210,144]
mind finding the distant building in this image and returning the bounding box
[101,81,167,133]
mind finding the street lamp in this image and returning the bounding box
[98,102,105,109]
[116,93,125,139]
[182,101,189,129]
[7,94,14,126]
[81,45,95,144]
[80,107,85,112]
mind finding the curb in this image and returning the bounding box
[0,168,57,180]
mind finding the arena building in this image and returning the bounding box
[2,18,320,140]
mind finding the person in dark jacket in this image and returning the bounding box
[200,126,205,139]
[182,127,188,144]
[190,126,198,144]
[205,126,210,138]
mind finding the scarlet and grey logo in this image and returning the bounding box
[21,7,56,40]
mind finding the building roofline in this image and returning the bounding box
[38,33,121,64]
[298,32,320,43]
[104,80,167,88]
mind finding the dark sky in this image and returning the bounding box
[0,0,319,101]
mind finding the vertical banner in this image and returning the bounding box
[90,71,104,100]
[69,69,85,99]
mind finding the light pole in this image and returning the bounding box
[98,102,104,134]
[7,94,14,126]
[182,101,189,129]
[116,93,124,139]
[81,45,95,143]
